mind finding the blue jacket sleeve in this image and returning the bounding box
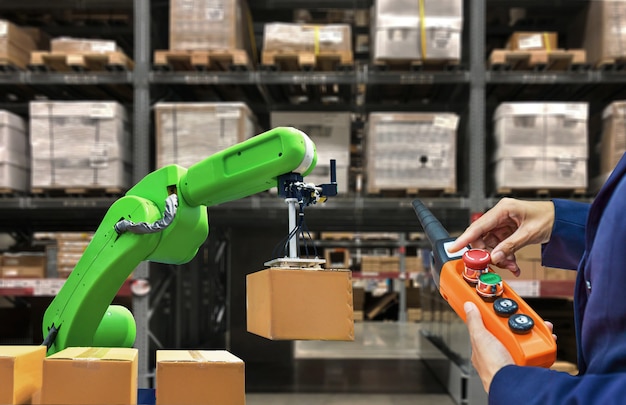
[541,199,589,270]
[490,365,626,405]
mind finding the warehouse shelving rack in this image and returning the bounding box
[0,0,611,401]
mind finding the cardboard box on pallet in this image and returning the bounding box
[0,20,38,69]
[506,32,558,51]
[0,346,46,405]
[263,23,352,55]
[1,252,46,278]
[154,102,257,169]
[247,268,354,341]
[50,37,119,53]
[271,112,351,193]
[371,0,463,61]
[366,113,457,193]
[0,110,29,192]
[29,101,132,190]
[156,350,245,405]
[169,0,252,55]
[40,347,138,405]
[600,101,626,177]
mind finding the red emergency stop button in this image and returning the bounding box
[462,249,491,284]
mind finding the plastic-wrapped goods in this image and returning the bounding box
[263,23,353,54]
[371,0,463,61]
[154,102,257,169]
[575,0,626,66]
[29,101,131,190]
[0,19,38,69]
[50,37,119,53]
[271,112,351,193]
[493,102,588,189]
[367,113,458,193]
[169,0,250,51]
[0,110,29,192]
[600,101,626,176]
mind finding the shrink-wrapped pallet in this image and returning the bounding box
[271,111,351,193]
[371,0,463,62]
[263,23,352,54]
[574,0,626,66]
[29,101,131,190]
[366,112,458,193]
[154,102,257,169]
[600,101,626,176]
[169,0,251,52]
[493,102,588,190]
[0,110,29,192]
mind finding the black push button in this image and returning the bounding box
[508,314,535,334]
[493,298,519,317]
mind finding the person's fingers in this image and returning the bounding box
[544,321,557,342]
[464,301,483,334]
[448,214,503,252]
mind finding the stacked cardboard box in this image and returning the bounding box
[34,232,94,278]
[371,0,463,62]
[0,20,39,69]
[497,244,577,281]
[0,111,29,192]
[0,253,46,278]
[506,32,558,51]
[41,347,138,405]
[156,350,245,405]
[493,102,588,190]
[271,112,351,193]
[0,346,46,405]
[154,102,257,169]
[361,255,400,272]
[263,23,352,54]
[50,37,119,53]
[169,0,251,53]
[367,112,458,193]
[29,101,131,190]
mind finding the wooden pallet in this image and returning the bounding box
[495,187,588,198]
[372,58,460,72]
[0,59,23,72]
[153,49,252,71]
[596,57,626,70]
[29,51,134,72]
[31,187,125,196]
[488,49,587,71]
[261,50,353,71]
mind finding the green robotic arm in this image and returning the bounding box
[42,127,320,355]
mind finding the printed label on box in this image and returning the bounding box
[92,42,116,53]
[319,30,343,44]
[90,104,115,119]
[433,115,459,130]
[518,35,543,49]
[0,21,7,36]
[205,0,224,21]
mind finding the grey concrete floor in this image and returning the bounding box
[246,393,457,404]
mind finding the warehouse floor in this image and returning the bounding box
[246,322,458,404]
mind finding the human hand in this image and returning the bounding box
[464,301,556,392]
[448,198,555,276]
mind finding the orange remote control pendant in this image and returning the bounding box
[412,199,556,368]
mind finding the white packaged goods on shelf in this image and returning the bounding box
[271,112,351,193]
[600,101,626,176]
[493,102,588,160]
[50,37,118,53]
[366,113,458,192]
[371,0,463,61]
[29,101,131,190]
[494,157,587,189]
[169,0,250,51]
[263,23,352,54]
[154,102,257,169]
[0,110,29,192]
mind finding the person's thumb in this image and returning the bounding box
[464,301,483,334]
